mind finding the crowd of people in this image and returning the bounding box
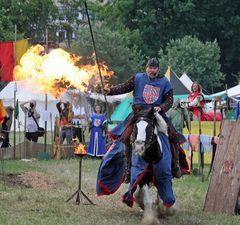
[0,95,108,158]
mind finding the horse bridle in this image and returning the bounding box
[131,116,157,149]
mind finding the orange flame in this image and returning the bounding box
[74,143,87,155]
[14,44,114,98]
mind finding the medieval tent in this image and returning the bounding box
[0,81,69,131]
[165,67,190,96]
[179,73,193,92]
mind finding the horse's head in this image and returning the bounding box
[131,108,162,164]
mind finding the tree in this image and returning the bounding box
[71,24,145,84]
[0,8,15,41]
[0,0,59,42]
[57,0,86,46]
[91,0,240,88]
[158,36,225,93]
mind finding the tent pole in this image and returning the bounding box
[13,24,17,159]
[44,28,49,154]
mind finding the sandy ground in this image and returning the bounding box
[0,172,56,190]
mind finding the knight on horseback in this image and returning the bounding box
[100,58,189,215]
[104,58,182,181]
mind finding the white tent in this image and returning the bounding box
[209,84,240,99]
[88,92,128,103]
[0,81,70,131]
[0,81,129,131]
[179,73,193,92]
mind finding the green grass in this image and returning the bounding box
[0,159,239,225]
[1,121,237,225]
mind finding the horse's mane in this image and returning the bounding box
[129,108,168,136]
[129,108,156,126]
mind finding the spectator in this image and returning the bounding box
[56,100,72,144]
[71,96,87,144]
[87,104,107,157]
[188,82,205,121]
[20,100,40,142]
[0,106,14,147]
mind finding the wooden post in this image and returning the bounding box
[44,28,48,153]
[13,25,17,159]
[53,116,60,159]
[204,120,240,215]
[208,97,217,177]
[187,102,193,171]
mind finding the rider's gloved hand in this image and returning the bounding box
[103,87,110,95]
[154,106,162,112]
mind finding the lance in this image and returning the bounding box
[84,1,111,123]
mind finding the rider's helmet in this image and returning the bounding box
[146,58,159,68]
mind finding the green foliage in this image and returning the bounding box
[0,8,15,41]
[58,0,85,42]
[0,0,59,42]
[71,24,145,84]
[158,36,225,93]
[92,0,240,88]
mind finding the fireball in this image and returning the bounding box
[13,44,114,98]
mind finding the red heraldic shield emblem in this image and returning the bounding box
[143,84,160,104]
[94,119,101,127]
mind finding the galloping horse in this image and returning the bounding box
[122,108,176,224]
[96,108,176,225]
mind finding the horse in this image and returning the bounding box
[127,108,176,224]
[96,108,176,224]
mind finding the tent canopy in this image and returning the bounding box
[165,67,190,95]
[179,73,193,92]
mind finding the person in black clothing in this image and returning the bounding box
[0,106,14,147]
[20,100,40,142]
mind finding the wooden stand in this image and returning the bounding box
[66,154,94,205]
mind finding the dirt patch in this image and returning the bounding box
[0,172,56,190]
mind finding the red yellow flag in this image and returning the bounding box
[0,42,14,81]
[15,39,29,65]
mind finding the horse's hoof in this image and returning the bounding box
[134,191,144,210]
[156,203,176,218]
[165,205,176,216]
[142,213,160,225]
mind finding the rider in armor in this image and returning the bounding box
[104,58,182,181]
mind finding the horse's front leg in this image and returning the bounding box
[142,185,160,225]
